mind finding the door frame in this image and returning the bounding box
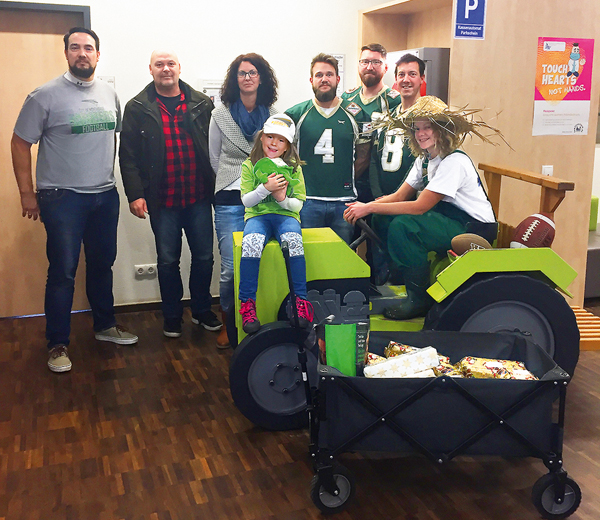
[0,1,91,318]
[0,1,90,28]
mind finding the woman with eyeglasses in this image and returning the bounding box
[209,53,278,347]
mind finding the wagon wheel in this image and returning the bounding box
[425,274,580,377]
[229,321,317,431]
[310,463,355,515]
[531,473,581,519]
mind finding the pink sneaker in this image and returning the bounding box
[240,299,261,334]
[294,297,314,328]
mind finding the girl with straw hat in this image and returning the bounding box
[343,95,503,320]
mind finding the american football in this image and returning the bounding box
[510,213,555,248]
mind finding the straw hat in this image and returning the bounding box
[377,95,507,148]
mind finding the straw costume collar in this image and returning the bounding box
[375,95,508,152]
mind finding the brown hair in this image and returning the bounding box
[249,131,304,172]
[310,53,339,76]
[220,53,278,107]
[360,43,387,58]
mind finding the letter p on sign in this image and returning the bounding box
[465,0,478,18]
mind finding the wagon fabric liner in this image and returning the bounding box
[316,331,570,460]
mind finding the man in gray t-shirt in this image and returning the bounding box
[11,27,137,374]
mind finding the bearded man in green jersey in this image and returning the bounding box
[286,53,360,244]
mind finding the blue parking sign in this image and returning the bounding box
[455,0,487,39]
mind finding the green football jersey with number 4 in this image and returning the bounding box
[286,99,359,200]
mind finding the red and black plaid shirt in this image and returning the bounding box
[157,93,204,207]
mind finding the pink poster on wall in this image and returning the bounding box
[532,37,595,136]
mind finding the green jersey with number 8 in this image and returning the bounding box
[286,99,359,201]
[370,127,416,198]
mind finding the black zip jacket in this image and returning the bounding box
[119,80,215,215]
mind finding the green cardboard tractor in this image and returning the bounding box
[229,163,579,431]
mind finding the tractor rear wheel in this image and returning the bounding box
[425,274,580,376]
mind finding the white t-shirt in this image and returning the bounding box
[405,152,495,223]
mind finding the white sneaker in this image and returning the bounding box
[95,325,138,345]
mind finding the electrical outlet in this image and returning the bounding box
[134,264,157,277]
[542,165,553,176]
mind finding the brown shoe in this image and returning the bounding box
[48,345,72,373]
[216,309,230,349]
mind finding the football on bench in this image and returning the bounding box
[510,213,555,248]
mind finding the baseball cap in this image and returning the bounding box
[262,114,296,143]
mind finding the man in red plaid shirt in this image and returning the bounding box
[120,51,221,338]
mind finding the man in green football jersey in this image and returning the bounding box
[286,53,360,244]
[342,43,402,203]
[368,53,426,284]
[370,53,426,200]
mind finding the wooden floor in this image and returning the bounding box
[1,308,599,520]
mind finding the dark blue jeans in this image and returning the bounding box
[239,214,307,301]
[299,199,354,244]
[214,204,246,313]
[150,200,214,322]
[38,187,119,348]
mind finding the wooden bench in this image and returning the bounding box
[479,163,575,248]
[478,164,600,350]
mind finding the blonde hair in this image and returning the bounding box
[249,130,304,171]
[406,121,460,159]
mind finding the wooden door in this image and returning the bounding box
[0,8,87,317]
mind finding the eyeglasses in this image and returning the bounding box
[237,70,259,79]
[359,59,384,68]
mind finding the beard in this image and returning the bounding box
[313,84,337,103]
[70,62,95,79]
[360,70,383,88]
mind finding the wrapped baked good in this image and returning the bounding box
[364,346,439,378]
[384,341,419,358]
[510,368,538,381]
[458,356,538,380]
[366,353,387,366]
[434,361,464,378]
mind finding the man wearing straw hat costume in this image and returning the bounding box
[344,96,502,320]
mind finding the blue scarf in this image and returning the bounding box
[229,99,270,140]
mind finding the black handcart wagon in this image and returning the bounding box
[232,242,582,518]
[308,330,581,518]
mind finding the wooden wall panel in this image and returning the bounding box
[362,0,600,305]
[406,6,452,49]
[450,0,600,305]
[359,13,408,58]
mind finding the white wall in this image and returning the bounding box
[17,0,383,305]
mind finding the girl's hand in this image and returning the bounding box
[343,201,370,225]
[272,181,288,202]
[264,173,287,193]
